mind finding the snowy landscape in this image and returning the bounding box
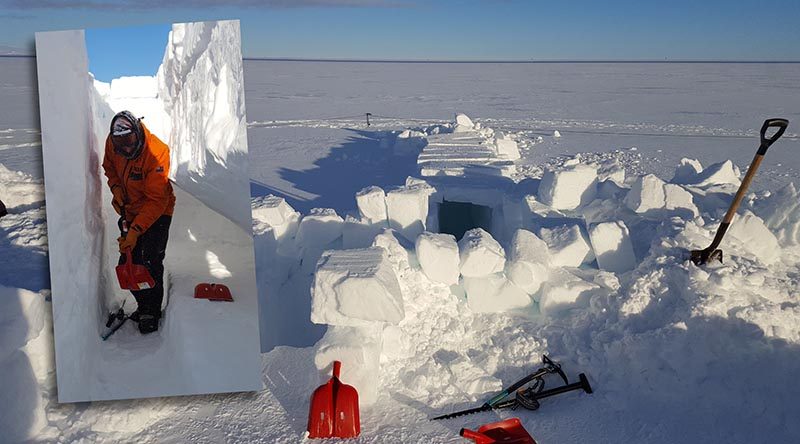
[2,57,800,443]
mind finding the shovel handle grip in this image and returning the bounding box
[332,361,341,379]
[758,118,789,154]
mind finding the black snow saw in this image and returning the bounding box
[690,118,789,265]
[431,355,592,420]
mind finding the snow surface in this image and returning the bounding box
[3,60,800,442]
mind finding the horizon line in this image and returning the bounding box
[3,54,800,64]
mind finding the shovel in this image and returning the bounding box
[115,207,156,290]
[460,418,537,444]
[690,118,789,266]
[307,360,360,439]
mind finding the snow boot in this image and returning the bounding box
[137,312,160,334]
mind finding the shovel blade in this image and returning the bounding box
[116,249,156,290]
[690,248,723,266]
[194,283,234,302]
[460,418,537,444]
[307,361,360,439]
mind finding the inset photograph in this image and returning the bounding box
[35,20,262,402]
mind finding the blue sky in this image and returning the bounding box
[85,24,171,82]
[2,0,800,61]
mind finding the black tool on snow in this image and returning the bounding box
[101,302,129,341]
[690,118,789,266]
[431,355,593,421]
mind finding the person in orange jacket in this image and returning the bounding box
[102,110,176,334]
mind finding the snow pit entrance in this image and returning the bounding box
[437,200,493,240]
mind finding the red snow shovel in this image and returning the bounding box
[116,248,156,291]
[690,118,789,265]
[460,418,537,444]
[194,283,234,302]
[307,360,360,439]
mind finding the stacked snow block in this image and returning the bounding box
[727,210,782,265]
[458,228,506,277]
[505,229,551,295]
[538,269,601,316]
[538,224,595,267]
[296,208,344,249]
[537,163,598,210]
[314,325,383,406]
[311,246,406,405]
[343,215,387,250]
[673,159,741,188]
[416,232,460,285]
[462,274,531,313]
[492,132,521,160]
[386,184,432,242]
[588,221,637,273]
[624,174,699,219]
[251,195,300,257]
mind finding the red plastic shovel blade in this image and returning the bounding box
[194,283,234,302]
[116,249,156,291]
[460,418,536,444]
[307,361,360,439]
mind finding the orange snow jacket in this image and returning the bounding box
[102,123,176,234]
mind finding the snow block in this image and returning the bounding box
[311,247,405,326]
[692,160,741,188]
[754,182,800,247]
[537,164,598,210]
[506,229,550,295]
[314,325,382,406]
[625,174,698,218]
[494,137,521,160]
[386,185,430,242]
[727,210,781,264]
[296,208,344,248]
[598,159,626,185]
[251,195,300,237]
[671,158,703,184]
[624,174,665,214]
[538,224,595,267]
[415,232,460,285]
[454,113,474,132]
[372,229,411,270]
[458,228,506,278]
[588,221,637,273]
[342,215,385,249]
[463,274,531,313]
[355,185,388,224]
[539,271,600,316]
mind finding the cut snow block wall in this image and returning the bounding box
[343,215,385,249]
[35,30,105,402]
[311,247,405,326]
[537,164,598,210]
[538,224,595,267]
[506,229,550,295]
[463,274,531,313]
[386,185,430,242]
[251,195,300,257]
[314,325,382,406]
[415,232,459,285]
[458,228,506,277]
[624,174,698,218]
[157,20,252,230]
[588,221,637,273]
[373,229,411,270]
[296,208,344,249]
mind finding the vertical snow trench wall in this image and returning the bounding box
[158,21,252,231]
[35,30,105,402]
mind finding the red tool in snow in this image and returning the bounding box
[460,418,537,444]
[307,360,360,439]
[116,248,156,291]
[194,283,234,302]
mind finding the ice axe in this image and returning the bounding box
[690,118,789,266]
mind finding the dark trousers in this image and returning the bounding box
[121,215,172,317]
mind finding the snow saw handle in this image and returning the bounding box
[484,355,567,407]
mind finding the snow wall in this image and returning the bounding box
[35,30,106,402]
[157,21,252,231]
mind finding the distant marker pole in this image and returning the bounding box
[366,113,371,127]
